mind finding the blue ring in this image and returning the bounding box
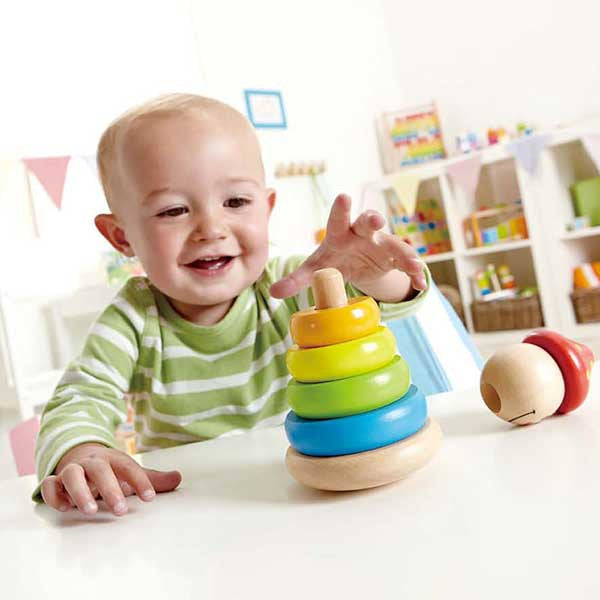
[284,384,427,457]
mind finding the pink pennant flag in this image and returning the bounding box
[446,155,482,198]
[23,156,71,209]
[507,134,551,175]
[582,134,600,172]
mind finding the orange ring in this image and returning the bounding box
[290,296,380,348]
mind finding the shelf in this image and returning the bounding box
[422,251,455,264]
[462,239,531,257]
[561,226,600,241]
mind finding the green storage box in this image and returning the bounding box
[570,176,600,226]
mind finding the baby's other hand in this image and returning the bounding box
[40,443,182,517]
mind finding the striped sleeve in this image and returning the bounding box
[32,280,145,501]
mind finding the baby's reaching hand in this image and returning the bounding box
[270,194,426,302]
[41,443,182,517]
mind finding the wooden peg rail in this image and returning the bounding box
[274,161,327,178]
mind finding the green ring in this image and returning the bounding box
[287,355,411,419]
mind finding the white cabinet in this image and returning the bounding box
[364,124,600,353]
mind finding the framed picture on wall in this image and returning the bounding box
[375,101,447,174]
[244,89,287,129]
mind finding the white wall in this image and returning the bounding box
[0,0,204,158]
[380,0,600,147]
[190,0,403,253]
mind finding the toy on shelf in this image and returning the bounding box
[570,176,600,227]
[566,215,591,232]
[515,122,535,137]
[456,131,482,154]
[480,330,594,425]
[471,263,519,300]
[470,263,543,332]
[487,127,509,145]
[376,102,446,173]
[573,262,600,289]
[284,268,442,491]
[463,200,528,248]
[386,195,452,256]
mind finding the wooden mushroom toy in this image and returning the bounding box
[480,330,594,425]
[284,268,442,491]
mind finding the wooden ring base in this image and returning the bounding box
[285,418,442,491]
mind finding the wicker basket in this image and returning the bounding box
[471,294,544,332]
[571,287,600,323]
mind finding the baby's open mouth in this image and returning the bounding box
[185,256,234,271]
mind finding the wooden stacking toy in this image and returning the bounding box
[284,268,442,491]
[480,330,594,425]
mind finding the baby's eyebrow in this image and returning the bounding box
[224,176,261,187]
[144,187,176,203]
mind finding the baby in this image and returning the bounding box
[35,93,428,516]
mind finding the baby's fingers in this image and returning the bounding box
[82,458,128,516]
[380,235,427,290]
[111,456,157,502]
[59,463,98,515]
[41,475,73,513]
[351,210,386,238]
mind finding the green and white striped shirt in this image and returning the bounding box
[34,256,427,499]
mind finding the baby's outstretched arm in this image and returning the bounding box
[41,443,181,516]
[270,194,427,302]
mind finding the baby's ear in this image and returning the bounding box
[266,188,277,215]
[94,214,135,257]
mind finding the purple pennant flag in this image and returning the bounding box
[507,134,551,175]
[582,134,600,172]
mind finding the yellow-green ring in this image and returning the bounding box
[286,325,397,383]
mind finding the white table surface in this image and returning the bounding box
[2,367,600,600]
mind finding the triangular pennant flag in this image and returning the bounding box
[582,134,600,172]
[389,173,420,216]
[23,156,71,209]
[81,154,99,180]
[507,134,551,175]
[446,155,481,198]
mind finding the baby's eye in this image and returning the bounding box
[224,197,251,208]
[157,206,188,218]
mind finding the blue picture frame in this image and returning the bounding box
[244,89,287,129]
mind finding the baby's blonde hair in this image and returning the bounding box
[97,93,255,211]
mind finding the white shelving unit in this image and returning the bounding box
[364,122,600,353]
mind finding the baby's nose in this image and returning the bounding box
[190,214,227,241]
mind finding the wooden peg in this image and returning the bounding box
[311,268,347,309]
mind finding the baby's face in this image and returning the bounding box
[113,111,274,321]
